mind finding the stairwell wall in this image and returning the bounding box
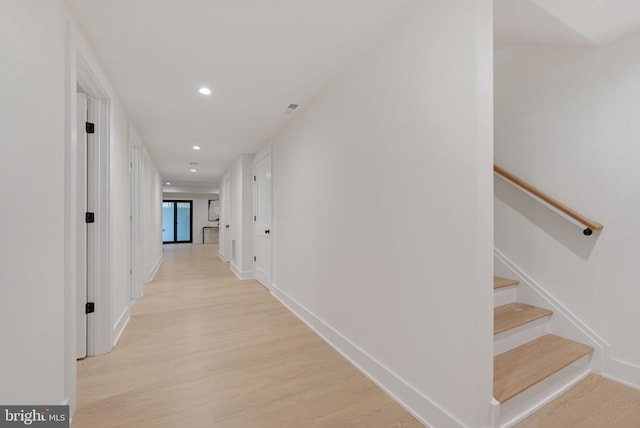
[495,33,640,388]
[265,1,494,426]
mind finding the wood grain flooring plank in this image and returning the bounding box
[73,244,424,427]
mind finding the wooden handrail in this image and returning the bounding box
[494,165,603,236]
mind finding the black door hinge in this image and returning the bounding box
[86,122,95,134]
[254,256,256,262]
[85,302,95,314]
[254,175,256,181]
[254,215,256,221]
[85,212,95,223]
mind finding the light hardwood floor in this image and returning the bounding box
[516,374,640,427]
[73,244,424,428]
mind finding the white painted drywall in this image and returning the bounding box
[495,35,640,385]
[142,146,163,282]
[228,154,254,278]
[266,1,494,426]
[0,0,68,406]
[0,0,163,410]
[110,94,133,339]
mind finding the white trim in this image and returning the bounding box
[603,357,640,391]
[230,262,255,280]
[271,283,466,428]
[499,356,591,428]
[489,398,500,428]
[218,251,228,262]
[146,255,164,283]
[79,63,111,358]
[494,247,610,373]
[112,306,131,347]
[252,145,273,290]
[254,143,272,161]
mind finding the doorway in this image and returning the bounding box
[163,200,193,243]
[253,147,272,289]
[75,79,109,360]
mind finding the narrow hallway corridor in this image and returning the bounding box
[73,244,423,427]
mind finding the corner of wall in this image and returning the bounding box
[270,283,466,428]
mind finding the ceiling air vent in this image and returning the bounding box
[284,104,299,114]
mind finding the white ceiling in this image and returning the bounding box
[66,0,417,188]
[494,0,640,46]
[67,0,640,192]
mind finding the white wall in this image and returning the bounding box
[229,154,254,279]
[0,0,163,411]
[266,1,494,426]
[0,0,68,406]
[142,146,163,282]
[495,34,640,387]
[110,93,133,342]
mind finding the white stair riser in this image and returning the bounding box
[498,353,592,428]
[494,286,517,307]
[494,317,551,356]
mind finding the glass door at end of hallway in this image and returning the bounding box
[162,200,193,243]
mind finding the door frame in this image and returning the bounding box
[219,171,232,261]
[253,145,273,289]
[76,55,111,359]
[80,64,111,355]
[65,22,113,416]
[162,200,194,243]
[130,139,142,301]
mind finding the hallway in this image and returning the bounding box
[73,244,423,427]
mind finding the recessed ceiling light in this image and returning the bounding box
[190,169,197,172]
[193,146,201,150]
[166,182,171,185]
[198,87,212,95]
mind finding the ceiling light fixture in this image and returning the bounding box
[166,182,171,185]
[198,87,212,95]
[190,169,197,172]
[193,146,201,150]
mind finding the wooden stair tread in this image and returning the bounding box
[494,334,594,403]
[494,303,552,335]
[494,276,519,290]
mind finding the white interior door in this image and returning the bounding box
[76,93,88,359]
[222,173,232,260]
[254,152,272,288]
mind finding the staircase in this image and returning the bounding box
[493,276,594,427]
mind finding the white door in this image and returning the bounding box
[221,173,232,261]
[254,152,272,288]
[76,94,88,359]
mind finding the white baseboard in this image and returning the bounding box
[218,252,228,262]
[270,283,465,428]
[112,306,131,347]
[146,254,164,283]
[230,262,255,280]
[603,357,640,391]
